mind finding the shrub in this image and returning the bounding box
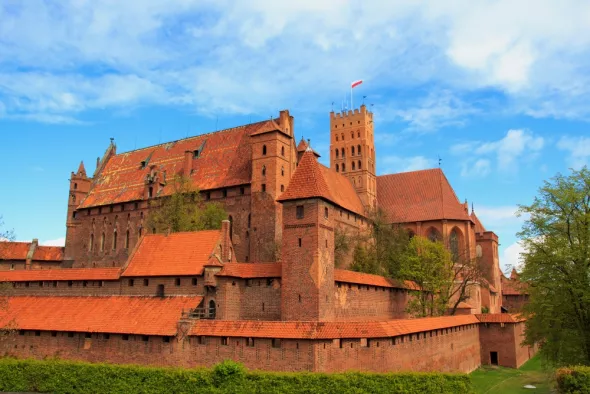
[0,358,473,394]
[556,366,590,393]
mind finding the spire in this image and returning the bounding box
[471,202,474,214]
[77,161,87,177]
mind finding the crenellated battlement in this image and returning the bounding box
[330,105,373,122]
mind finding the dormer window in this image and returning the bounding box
[193,150,200,158]
[140,160,147,169]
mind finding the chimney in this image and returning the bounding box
[220,220,231,263]
[25,239,38,270]
[184,150,193,177]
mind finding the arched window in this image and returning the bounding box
[228,215,233,241]
[74,183,78,190]
[358,145,361,154]
[342,163,346,172]
[71,194,76,203]
[341,148,345,158]
[262,165,266,176]
[351,131,354,139]
[281,166,284,176]
[281,146,285,156]
[139,227,143,238]
[336,135,339,141]
[262,145,267,156]
[351,146,355,155]
[357,131,360,138]
[352,162,356,170]
[335,149,339,158]
[112,230,117,250]
[341,133,344,140]
[358,160,361,169]
[209,300,216,319]
[353,178,356,185]
[125,230,130,249]
[450,229,460,262]
[336,164,339,172]
[247,214,251,229]
[100,232,105,252]
[89,234,94,251]
[427,228,441,242]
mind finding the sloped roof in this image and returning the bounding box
[79,119,280,208]
[0,242,63,262]
[0,268,121,282]
[0,296,202,335]
[121,231,221,277]
[278,150,365,215]
[189,315,479,339]
[334,269,419,290]
[376,168,471,223]
[216,263,281,278]
[471,212,486,234]
[501,274,528,296]
[475,313,526,323]
[296,138,320,157]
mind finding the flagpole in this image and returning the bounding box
[351,84,353,110]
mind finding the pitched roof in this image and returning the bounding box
[471,212,486,234]
[475,313,526,323]
[501,274,528,296]
[376,168,471,223]
[121,231,221,277]
[296,138,320,157]
[216,263,281,278]
[334,269,419,290]
[189,315,479,339]
[278,150,365,215]
[79,119,280,208]
[0,296,201,335]
[0,268,121,282]
[0,242,63,262]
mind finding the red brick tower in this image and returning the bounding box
[64,162,92,262]
[472,210,502,313]
[249,110,297,262]
[277,150,335,321]
[330,104,376,209]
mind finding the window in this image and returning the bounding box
[261,184,266,192]
[342,163,346,172]
[262,145,267,155]
[194,150,199,158]
[83,281,88,287]
[324,207,329,218]
[247,338,255,347]
[89,233,94,251]
[129,279,134,287]
[122,334,129,341]
[341,133,344,140]
[99,281,103,287]
[240,187,245,195]
[85,333,91,339]
[335,149,339,158]
[51,331,57,337]
[100,232,105,252]
[52,281,57,287]
[39,281,43,287]
[73,211,77,219]
[281,166,285,176]
[450,229,460,262]
[341,148,345,158]
[206,192,211,200]
[125,230,130,249]
[261,165,266,177]
[298,294,302,302]
[262,302,265,311]
[148,187,153,198]
[351,146,355,155]
[281,146,285,156]
[296,205,304,219]
[68,332,75,338]
[175,278,181,286]
[142,335,149,342]
[336,164,339,172]
[68,280,73,287]
[357,144,361,154]
[192,278,197,286]
[358,160,361,169]
[298,238,302,247]
[336,134,339,140]
[222,189,227,198]
[228,215,233,241]
[139,227,143,237]
[112,230,117,250]
[352,162,355,170]
[280,185,284,192]
[221,337,229,346]
[143,279,149,286]
[156,284,165,297]
[428,228,441,242]
[163,336,170,343]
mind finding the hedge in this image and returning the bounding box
[0,358,473,394]
[556,366,590,393]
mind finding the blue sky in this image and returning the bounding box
[1,1,590,272]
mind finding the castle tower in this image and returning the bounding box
[277,150,335,321]
[329,104,376,209]
[64,162,92,262]
[249,110,297,262]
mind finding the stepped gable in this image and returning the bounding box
[121,231,222,277]
[0,296,202,335]
[278,150,364,215]
[0,268,121,282]
[377,168,471,223]
[79,119,278,209]
[471,212,486,234]
[216,263,282,278]
[190,315,479,339]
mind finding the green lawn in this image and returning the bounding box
[471,356,554,393]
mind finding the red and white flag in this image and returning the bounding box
[351,80,363,88]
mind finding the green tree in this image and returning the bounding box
[518,167,590,366]
[0,216,14,242]
[399,236,454,317]
[147,176,227,233]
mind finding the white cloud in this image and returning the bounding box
[380,155,436,174]
[501,241,526,272]
[460,158,491,178]
[557,135,590,169]
[41,237,65,247]
[2,1,590,123]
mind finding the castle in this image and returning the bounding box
[0,105,534,373]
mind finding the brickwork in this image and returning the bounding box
[333,284,409,320]
[479,321,537,368]
[502,295,529,312]
[8,280,121,296]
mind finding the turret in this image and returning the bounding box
[64,161,92,261]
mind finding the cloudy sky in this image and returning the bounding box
[1,0,590,271]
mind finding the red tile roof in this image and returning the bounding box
[471,212,486,234]
[79,119,281,208]
[278,150,365,215]
[296,138,321,156]
[377,169,471,223]
[121,231,221,277]
[0,296,201,335]
[501,274,528,296]
[0,268,121,282]
[216,263,281,278]
[475,313,526,323]
[334,269,419,290]
[0,242,63,262]
[190,315,479,339]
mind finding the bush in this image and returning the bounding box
[0,358,473,394]
[557,366,590,393]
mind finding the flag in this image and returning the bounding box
[351,80,363,88]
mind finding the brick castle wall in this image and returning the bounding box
[479,322,537,368]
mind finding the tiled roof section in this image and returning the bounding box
[0,296,202,335]
[334,269,419,290]
[278,150,365,215]
[471,212,486,234]
[216,263,282,278]
[121,231,221,277]
[376,168,471,223]
[32,246,64,261]
[249,119,288,137]
[296,138,320,156]
[0,242,30,260]
[0,268,121,282]
[501,274,528,296]
[190,315,479,339]
[475,313,526,323]
[79,119,279,208]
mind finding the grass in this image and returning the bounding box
[471,356,554,394]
